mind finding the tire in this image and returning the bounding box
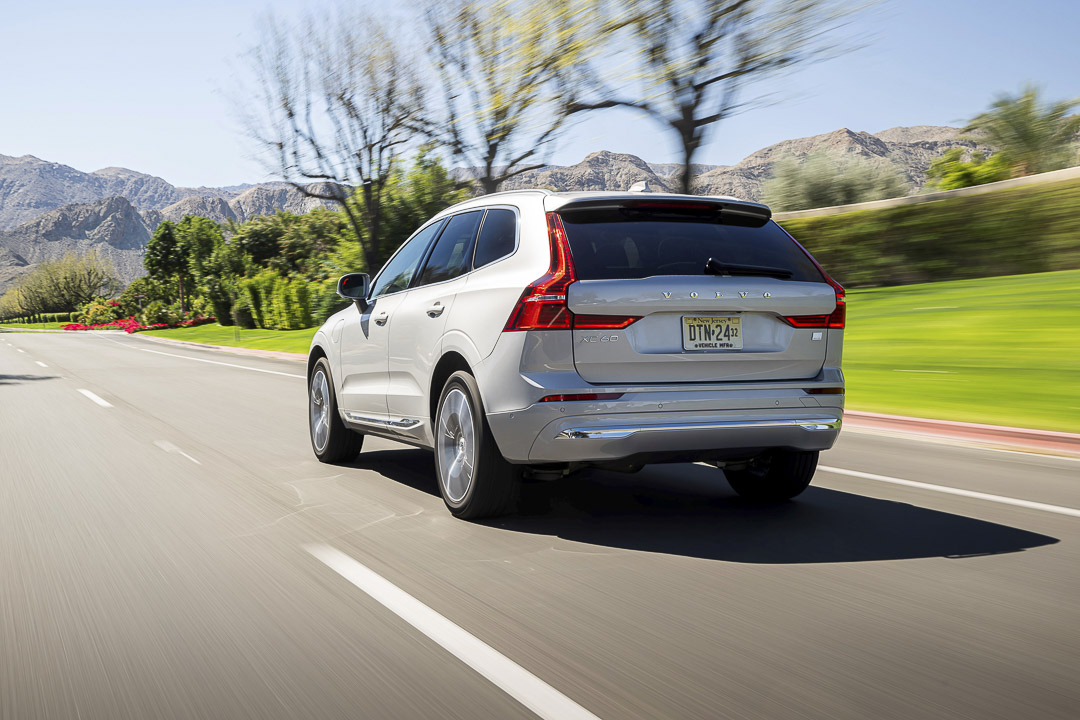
[434,371,520,519]
[309,357,364,463]
[724,449,819,502]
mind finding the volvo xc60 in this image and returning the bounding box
[307,190,844,518]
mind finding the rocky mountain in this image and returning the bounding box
[0,196,153,293]
[0,125,995,295]
[0,154,329,230]
[489,125,990,201]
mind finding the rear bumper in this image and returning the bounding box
[489,405,843,464]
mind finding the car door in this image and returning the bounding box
[387,210,484,443]
[337,220,444,425]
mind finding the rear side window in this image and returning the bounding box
[558,209,824,283]
[473,208,517,268]
[416,210,483,286]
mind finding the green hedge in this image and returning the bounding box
[778,177,1080,288]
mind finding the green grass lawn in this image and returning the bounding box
[0,322,68,330]
[844,270,1080,433]
[131,269,1080,433]
[139,324,317,354]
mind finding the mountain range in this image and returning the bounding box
[0,125,988,294]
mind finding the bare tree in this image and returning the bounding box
[242,9,422,270]
[569,0,859,195]
[422,0,591,194]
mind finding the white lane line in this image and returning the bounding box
[35,361,48,368]
[16,348,25,353]
[77,389,113,408]
[819,466,1080,519]
[305,544,602,720]
[133,346,304,379]
[153,440,202,465]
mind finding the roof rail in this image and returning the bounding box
[440,188,553,214]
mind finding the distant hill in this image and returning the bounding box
[492,126,992,200]
[0,154,333,230]
[0,125,997,295]
[0,196,154,294]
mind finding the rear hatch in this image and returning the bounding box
[556,198,840,384]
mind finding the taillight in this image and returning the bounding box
[503,213,641,332]
[777,225,846,330]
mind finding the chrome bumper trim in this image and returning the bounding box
[555,417,842,440]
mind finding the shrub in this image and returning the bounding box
[232,295,257,329]
[78,300,121,326]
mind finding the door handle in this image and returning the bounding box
[374,312,389,326]
[426,302,445,317]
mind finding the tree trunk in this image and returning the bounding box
[480,176,500,195]
[177,274,185,313]
[678,132,700,195]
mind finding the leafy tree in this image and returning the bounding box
[3,253,120,316]
[568,0,858,194]
[421,0,590,194]
[144,221,190,311]
[926,149,1011,190]
[175,215,224,279]
[763,153,909,212]
[381,147,469,256]
[965,85,1080,176]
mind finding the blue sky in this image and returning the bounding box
[0,0,1076,187]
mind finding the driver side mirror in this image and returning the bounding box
[337,273,370,308]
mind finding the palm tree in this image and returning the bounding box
[965,85,1080,176]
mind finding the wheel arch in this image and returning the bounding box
[429,351,474,427]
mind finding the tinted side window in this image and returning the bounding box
[473,208,517,268]
[370,220,443,298]
[416,211,483,286]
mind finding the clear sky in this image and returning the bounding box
[1,0,1076,188]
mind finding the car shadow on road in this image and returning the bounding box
[0,374,60,386]
[350,449,1059,564]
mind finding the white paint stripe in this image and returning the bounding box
[77,389,113,408]
[16,348,25,353]
[305,544,603,720]
[153,440,202,465]
[35,361,48,368]
[134,346,304,379]
[819,465,1080,519]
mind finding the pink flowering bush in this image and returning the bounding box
[63,316,215,334]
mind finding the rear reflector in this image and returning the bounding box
[538,393,624,403]
[573,314,641,329]
[805,387,844,395]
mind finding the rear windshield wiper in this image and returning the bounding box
[705,258,793,280]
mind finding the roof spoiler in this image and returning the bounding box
[556,196,773,225]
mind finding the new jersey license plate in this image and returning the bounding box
[682,316,742,351]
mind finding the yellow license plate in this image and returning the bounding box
[682,316,742,351]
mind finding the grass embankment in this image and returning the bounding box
[134,270,1080,432]
[139,324,317,354]
[0,322,68,330]
[845,270,1080,433]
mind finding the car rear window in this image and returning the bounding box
[557,208,824,283]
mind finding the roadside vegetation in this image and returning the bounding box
[778,176,1080,288]
[845,270,1080,433]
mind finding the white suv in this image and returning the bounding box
[307,190,844,518]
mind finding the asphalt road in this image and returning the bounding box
[2,330,1078,720]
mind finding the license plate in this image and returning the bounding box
[682,316,742,351]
